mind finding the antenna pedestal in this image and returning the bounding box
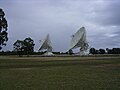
[43,51,54,56]
[79,49,89,56]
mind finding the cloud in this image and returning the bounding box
[0,0,120,51]
[88,0,120,26]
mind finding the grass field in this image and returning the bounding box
[0,56,120,90]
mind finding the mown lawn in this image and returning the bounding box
[0,56,120,90]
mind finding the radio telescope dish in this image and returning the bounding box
[39,34,54,56]
[69,27,89,55]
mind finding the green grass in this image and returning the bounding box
[0,56,120,90]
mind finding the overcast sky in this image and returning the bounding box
[0,0,120,52]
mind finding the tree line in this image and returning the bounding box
[89,48,120,54]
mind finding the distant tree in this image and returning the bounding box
[106,48,120,54]
[23,37,35,55]
[13,40,24,56]
[89,48,96,54]
[99,49,105,54]
[0,8,8,50]
[112,48,120,54]
[13,38,35,56]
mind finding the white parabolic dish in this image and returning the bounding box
[39,34,52,52]
[39,34,54,56]
[69,27,89,55]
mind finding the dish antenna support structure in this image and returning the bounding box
[39,34,54,56]
[69,27,89,55]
